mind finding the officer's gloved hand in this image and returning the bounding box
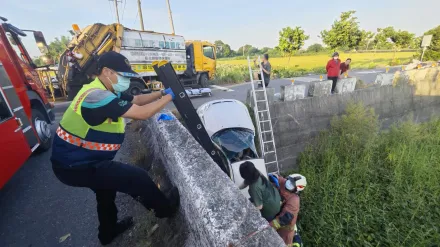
[164,88,175,100]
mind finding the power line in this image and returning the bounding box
[132,0,140,27]
[107,0,114,21]
[121,0,127,21]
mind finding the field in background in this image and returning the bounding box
[218,52,415,69]
[213,52,415,84]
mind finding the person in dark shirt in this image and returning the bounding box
[254,54,271,87]
[340,58,351,76]
[326,52,341,93]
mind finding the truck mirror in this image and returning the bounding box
[34,31,49,54]
[40,55,54,66]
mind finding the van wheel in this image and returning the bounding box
[199,73,209,88]
[128,80,146,96]
[32,108,52,152]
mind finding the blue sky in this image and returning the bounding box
[3,0,439,57]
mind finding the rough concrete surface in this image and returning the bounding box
[123,113,285,247]
[308,80,332,96]
[281,84,306,101]
[374,73,395,86]
[271,67,440,172]
[335,77,356,94]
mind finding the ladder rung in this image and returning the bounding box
[264,151,275,154]
[256,100,266,102]
[260,120,271,123]
[253,80,263,82]
[263,141,273,144]
[258,110,268,113]
[261,130,272,133]
[254,89,265,92]
[265,161,278,165]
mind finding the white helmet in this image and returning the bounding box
[285,174,307,193]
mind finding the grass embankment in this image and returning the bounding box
[213,52,415,84]
[297,103,440,246]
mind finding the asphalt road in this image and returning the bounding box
[0,67,397,246]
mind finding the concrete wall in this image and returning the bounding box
[271,67,440,172]
[121,113,285,246]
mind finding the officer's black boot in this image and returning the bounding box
[98,216,134,245]
[155,187,180,218]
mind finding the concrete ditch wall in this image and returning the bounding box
[121,113,285,246]
[271,67,440,172]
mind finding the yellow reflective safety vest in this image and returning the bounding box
[51,78,126,166]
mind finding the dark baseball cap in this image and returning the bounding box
[97,51,139,77]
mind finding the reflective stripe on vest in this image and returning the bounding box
[56,127,121,151]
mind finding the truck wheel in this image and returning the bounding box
[199,73,209,88]
[128,80,146,96]
[32,108,52,152]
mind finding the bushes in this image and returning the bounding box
[298,103,440,246]
[213,64,327,84]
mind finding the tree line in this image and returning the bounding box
[35,10,439,65]
[215,11,440,61]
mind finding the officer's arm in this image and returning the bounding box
[132,91,162,106]
[122,94,172,120]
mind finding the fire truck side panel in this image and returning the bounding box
[0,86,32,188]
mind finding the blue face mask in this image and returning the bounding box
[109,74,130,93]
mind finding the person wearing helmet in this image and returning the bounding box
[239,161,281,221]
[268,173,307,246]
[326,52,341,93]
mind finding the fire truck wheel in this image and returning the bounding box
[32,108,52,152]
[127,80,146,96]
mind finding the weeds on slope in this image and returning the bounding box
[297,103,440,246]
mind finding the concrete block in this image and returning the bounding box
[123,112,285,247]
[335,78,356,94]
[308,80,332,97]
[374,73,395,86]
[281,84,306,101]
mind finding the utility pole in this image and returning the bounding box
[165,0,175,35]
[137,0,145,31]
[110,0,120,24]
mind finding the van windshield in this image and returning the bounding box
[211,128,258,163]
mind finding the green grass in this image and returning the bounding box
[213,52,415,85]
[296,103,440,246]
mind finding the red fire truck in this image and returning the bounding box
[0,17,54,188]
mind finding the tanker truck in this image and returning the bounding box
[58,23,216,99]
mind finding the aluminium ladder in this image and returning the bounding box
[247,56,280,174]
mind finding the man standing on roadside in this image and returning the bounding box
[326,52,341,93]
[254,54,271,87]
[51,51,179,245]
[340,58,351,76]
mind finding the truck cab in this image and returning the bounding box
[184,41,216,88]
[197,99,268,198]
[0,17,54,188]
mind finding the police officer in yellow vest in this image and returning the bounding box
[51,51,179,245]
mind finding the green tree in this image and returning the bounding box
[278,26,309,63]
[374,27,415,50]
[358,30,375,50]
[32,57,44,66]
[307,43,324,53]
[47,35,71,62]
[260,47,270,54]
[320,11,363,50]
[417,25,440,61]
[214,40,232,58]
[237,44,254,57]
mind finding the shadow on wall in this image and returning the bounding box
[270,67,440,172]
